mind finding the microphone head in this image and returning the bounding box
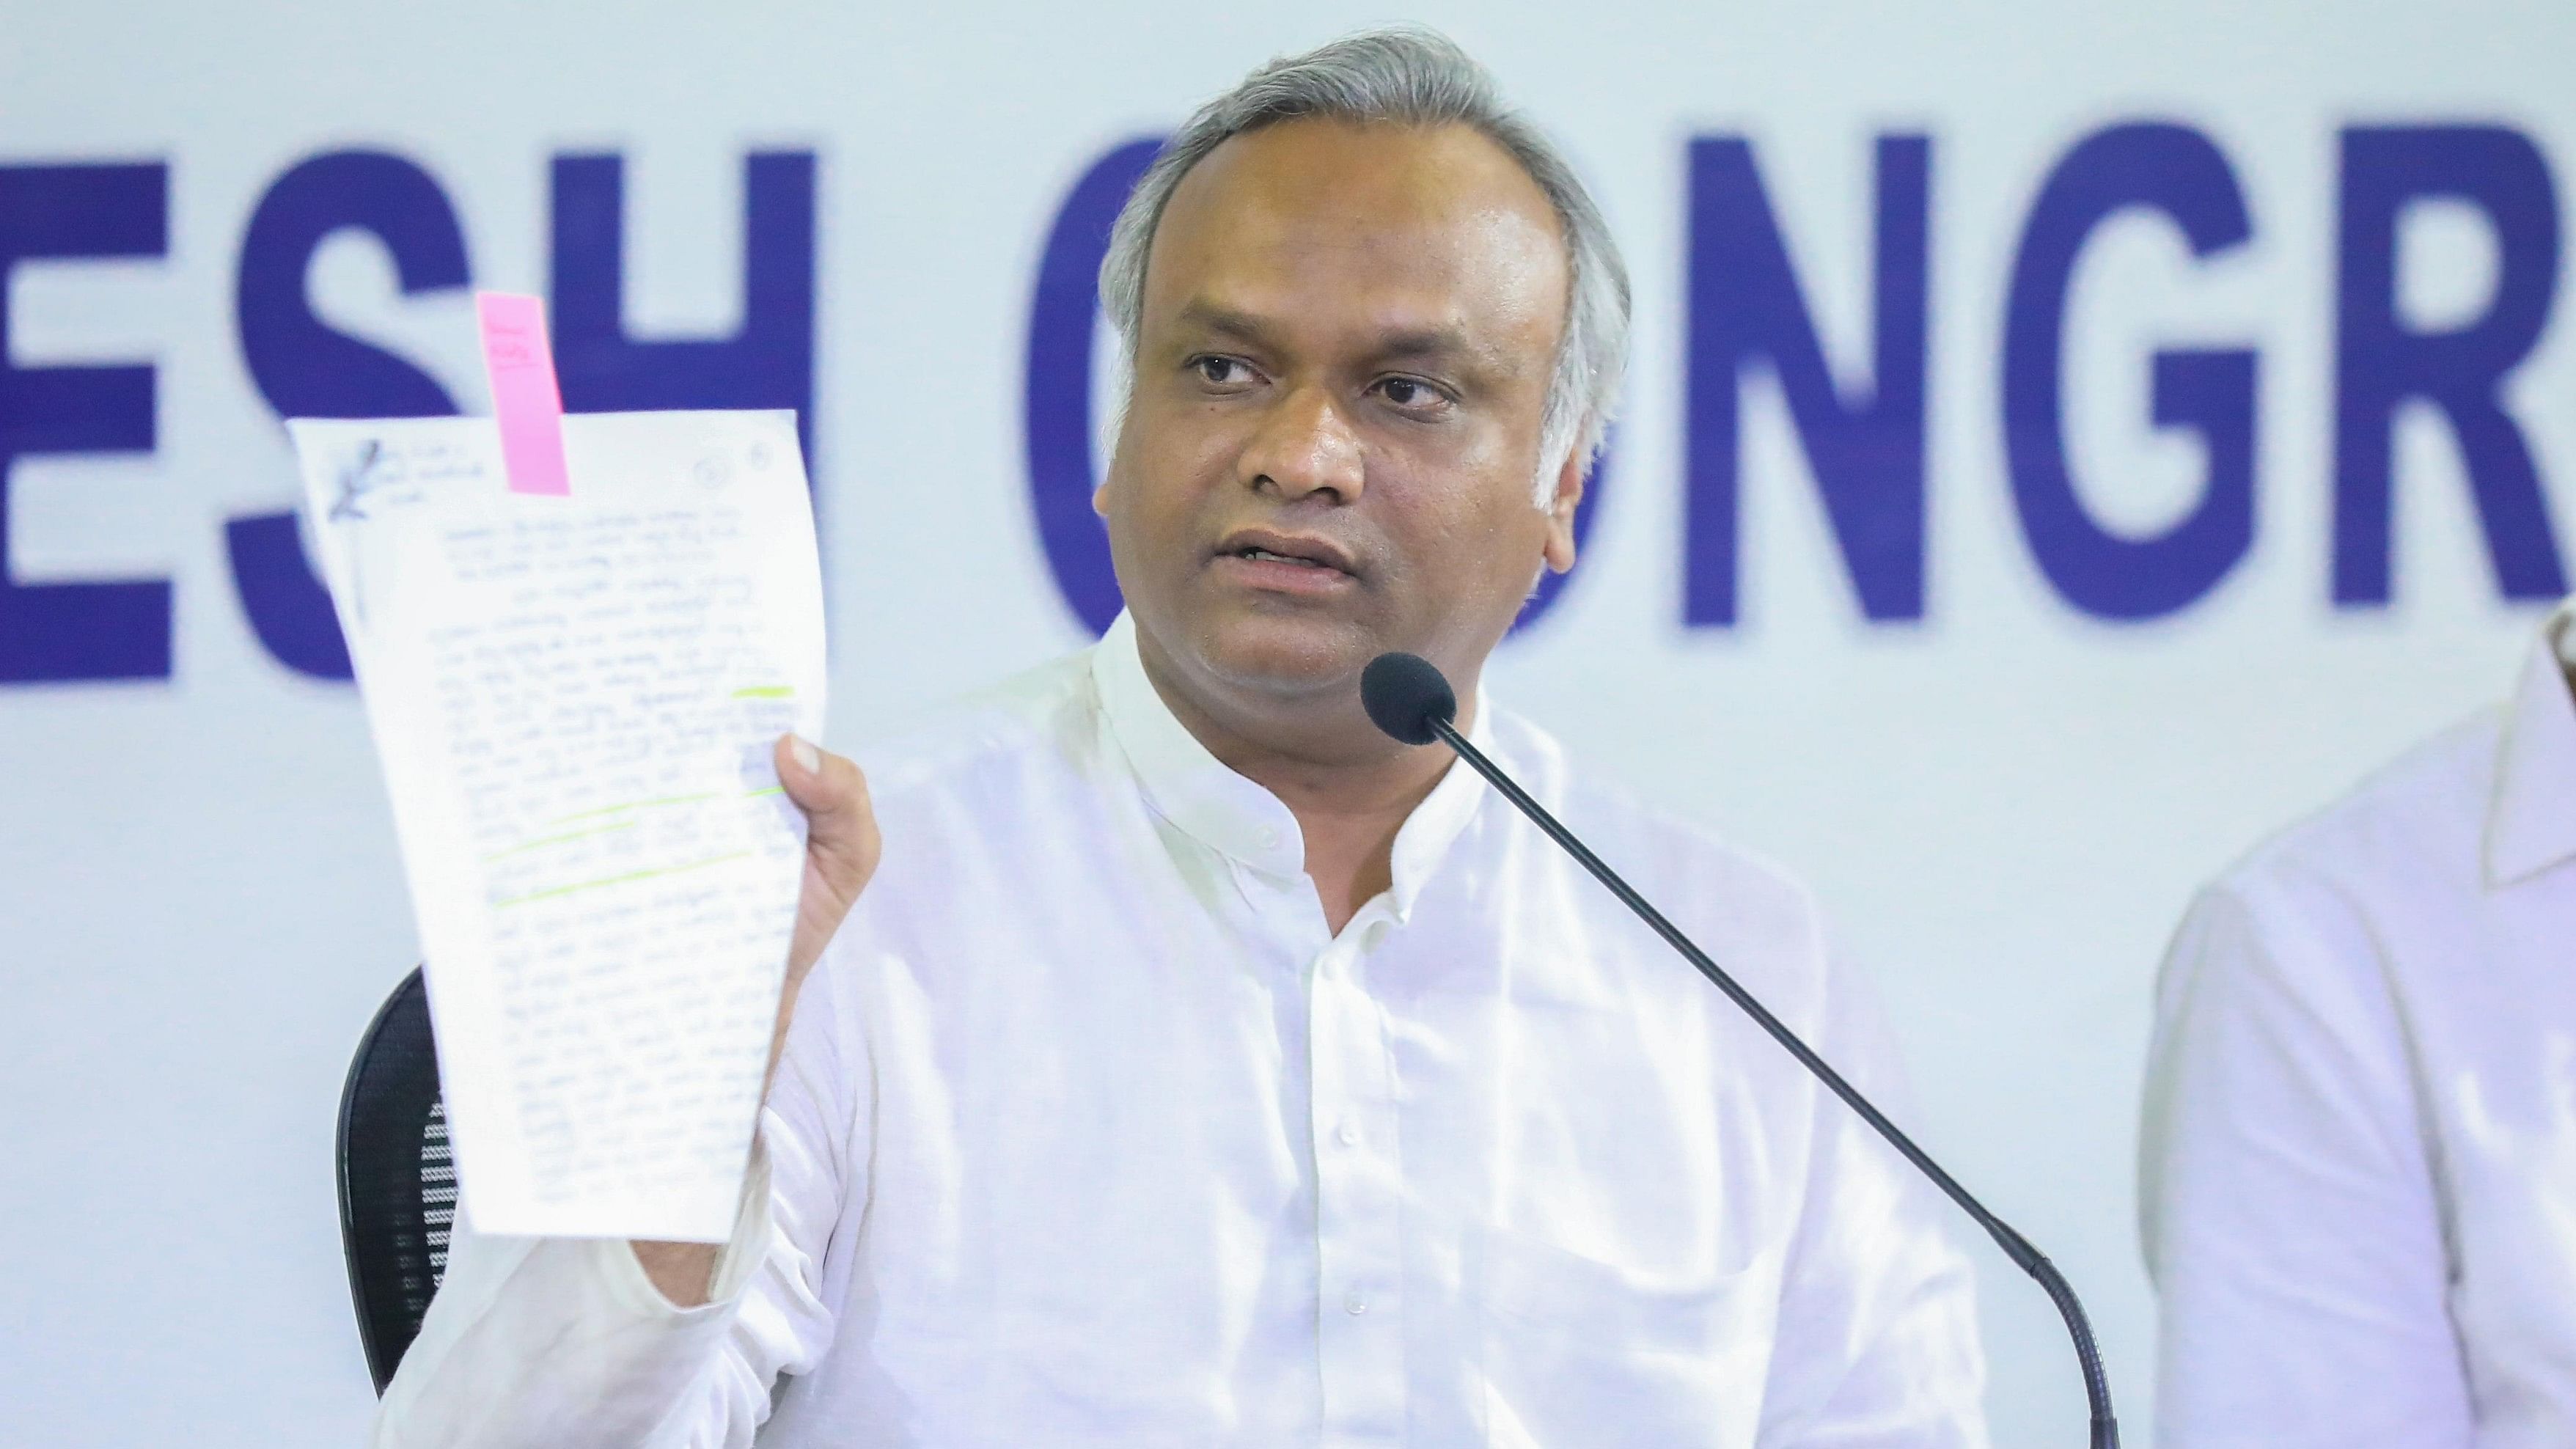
[1361,652,1458,746]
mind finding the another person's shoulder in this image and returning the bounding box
[2160,706,2507,1039]
[2206,706,2505,933]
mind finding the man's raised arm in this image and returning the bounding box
[370,735,878,1448]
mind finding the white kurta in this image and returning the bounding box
[2143,608,2576,1448]
[375,613,1987,1448]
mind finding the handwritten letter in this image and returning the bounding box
[293,410,824,1239]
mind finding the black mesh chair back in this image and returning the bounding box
[337,966,456,1394]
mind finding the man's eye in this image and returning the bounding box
[1375,377,1450,411]
[1192,356,1253,386]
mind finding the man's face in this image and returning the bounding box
[1097,117,1581,736]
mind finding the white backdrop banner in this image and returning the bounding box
[6,2,2572,1443]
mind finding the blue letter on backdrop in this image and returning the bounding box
[2002,122,2258,620]
[233,150,471,679]
[1025,137,1164,638]
[0,163,171,683]
[551,152,817,476]
[1685,135,1930,626]
[2333,125,2564,604]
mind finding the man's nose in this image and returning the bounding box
[1239,384,1365,504]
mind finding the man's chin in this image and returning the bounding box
[1186,607,1379,700]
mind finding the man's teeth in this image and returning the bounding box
[1244,547,1318,566]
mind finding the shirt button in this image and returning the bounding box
[1336,1123,1359,1147]
[1258,826,1280,850]
[1343,1291,1368,1316]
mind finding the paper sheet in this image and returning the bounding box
[293,410,824,1240]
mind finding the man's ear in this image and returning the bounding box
[1095,397,1134,518]
[1093,449,1121,518]
[1540,441,1588,574]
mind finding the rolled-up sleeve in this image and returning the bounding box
[371,953,857,1449]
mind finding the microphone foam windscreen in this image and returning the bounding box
[1361,652,1457,745]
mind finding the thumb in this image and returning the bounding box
[775,733,880,925]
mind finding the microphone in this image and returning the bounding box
[1360,650,2118,1449]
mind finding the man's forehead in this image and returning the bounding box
[1143,117,1568,348]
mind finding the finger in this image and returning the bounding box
[775,733,878,899]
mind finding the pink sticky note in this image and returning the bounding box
[475,291,570,496]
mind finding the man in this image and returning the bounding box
[377,29,1987,1446]
[2141,606,2576,1446]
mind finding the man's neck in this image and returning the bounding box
[1135,641,1469,933]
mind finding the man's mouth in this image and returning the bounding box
[1236,546,1332,568]
[1213,529,1361,594]
[1215,529,1359,575]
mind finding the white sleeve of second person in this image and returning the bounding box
[2138,884,2473,1449]
[370,956,856,1449]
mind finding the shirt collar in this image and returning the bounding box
[1090,610,1494,920]
[2484,601,2576,888]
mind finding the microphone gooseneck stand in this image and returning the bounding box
[1360,653,2117,1449]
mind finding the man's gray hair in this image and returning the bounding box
[1098,26,1631,504]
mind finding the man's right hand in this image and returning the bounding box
[769,732,881,1077]
[635,733,879,1308]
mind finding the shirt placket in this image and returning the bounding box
[1308,909,1407,1447]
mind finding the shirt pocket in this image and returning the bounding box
[1472,1223,1783,1449]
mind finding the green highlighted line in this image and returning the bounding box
[732,685,796,700]
[482,819,636,862]
[541,791,719,827]
[491,851,754,909]
[529,783,793,832]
